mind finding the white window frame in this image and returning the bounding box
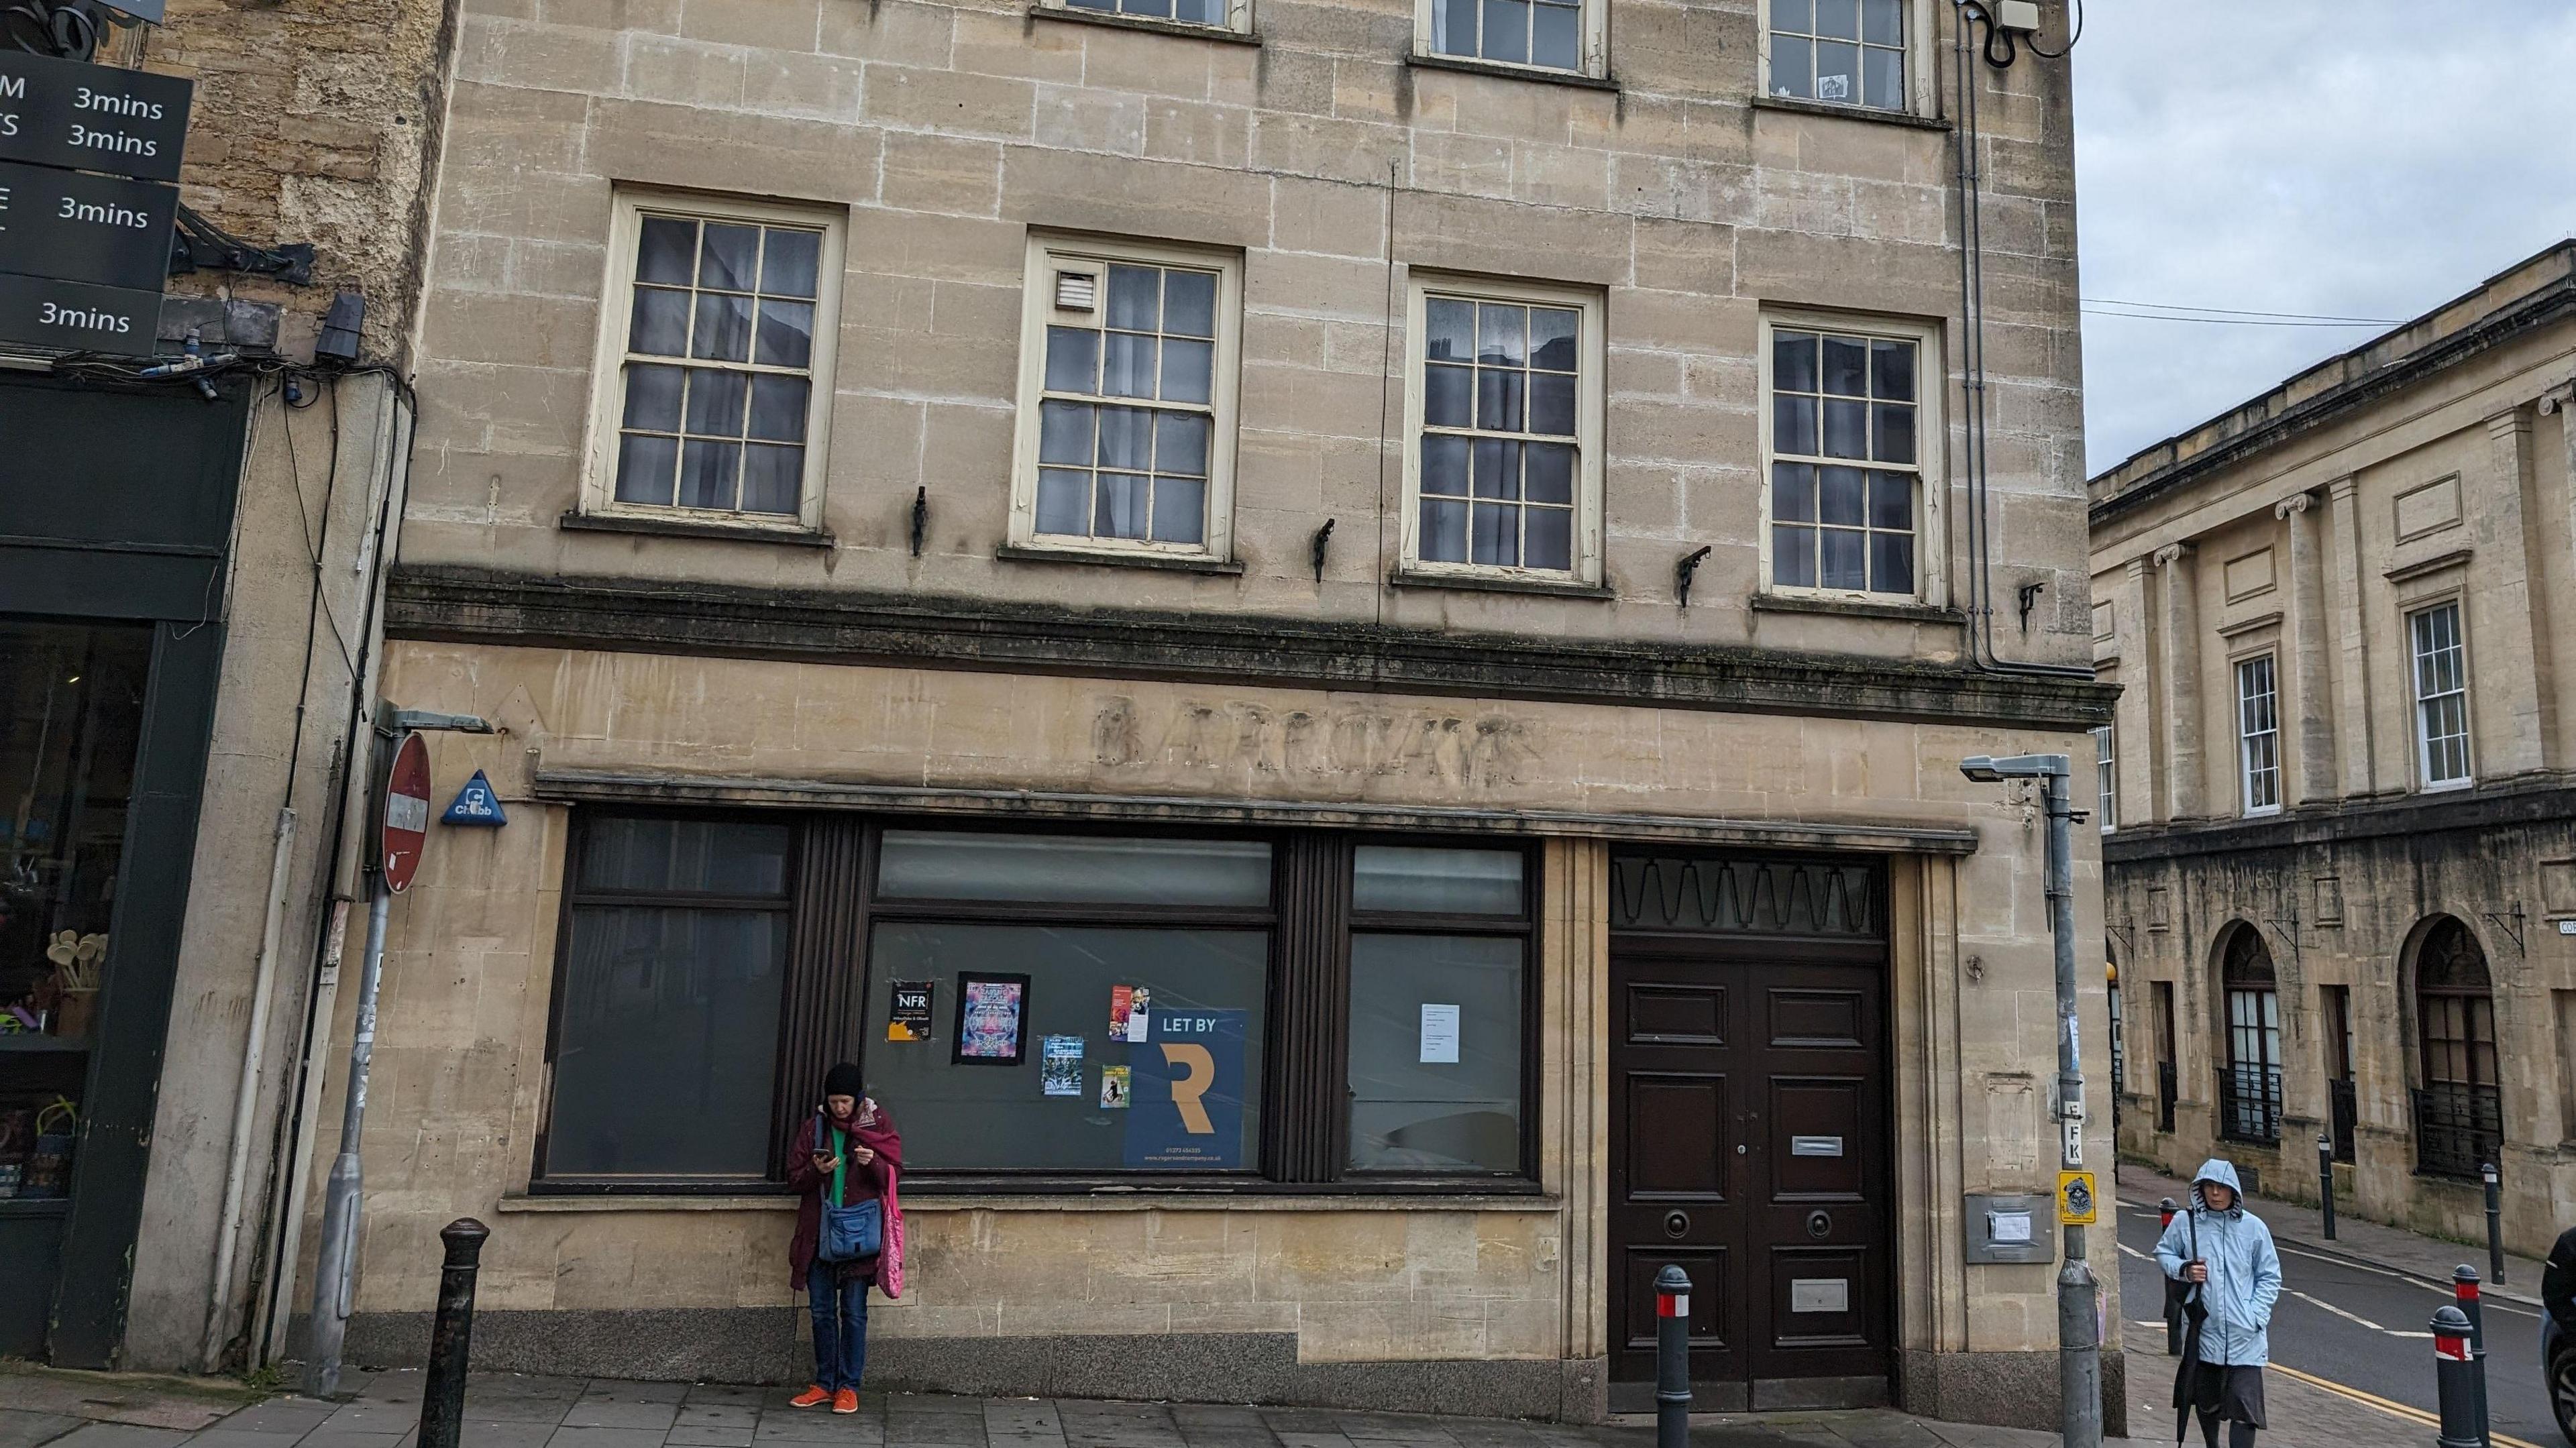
[1040,0,1251,34]
[1411,0,1608,79]
[2408,598,2473,791]
[2236,653,2282,818]
[1756,0,1939,115]
[1398,273,1606,586]
[2093,722,2116,834]
[1007,233,1244,563]
[1756,309,1946,606]
[579,189,845,533]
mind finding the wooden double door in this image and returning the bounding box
[1606,937,1892,1410]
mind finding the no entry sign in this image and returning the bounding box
[380,732,431,893]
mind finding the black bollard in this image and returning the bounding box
[2316,1133,2336,1241]
[2480,1162,2504,1286]
[2453,1266,2490,1447]
[2432,1306,2485,1448]
[2159,1197,2184,1356]
[418,1218,490,1448]
[1654,1264,1691,1448]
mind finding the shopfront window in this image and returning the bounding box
[1347,846,1527,1174]
[0,621,153,1200]
[541,816,794,1182]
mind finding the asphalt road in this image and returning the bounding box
[2115,1196,2564,1446]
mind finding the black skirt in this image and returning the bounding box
[2184,1363,2267,1427]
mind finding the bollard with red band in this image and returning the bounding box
[2453,1266,2490,1446]
[2431,1305,2485,1448]
[1654,1264,1691,1448]
[2159,1197,2185,1357]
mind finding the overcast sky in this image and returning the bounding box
[2072,3,2576,475]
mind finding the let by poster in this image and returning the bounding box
[1040,1035,1085,1097]
[953,973,1028,1064]
[887,981,934,1042]
[1122,1007,1246,1168]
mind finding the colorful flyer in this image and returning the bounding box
[1040,1035,1085,1097]
[952,973,1029,1065]
[887,981,934,1042]
[1110,985,1151,1042]
[1099,1065,1132,1109]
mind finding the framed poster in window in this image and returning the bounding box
[953,972,1030,1065]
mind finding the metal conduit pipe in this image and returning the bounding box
[202,805,298,1371]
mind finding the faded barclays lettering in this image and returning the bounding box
[1089,695,1545,794]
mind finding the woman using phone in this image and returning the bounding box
[784,1063,904,1413]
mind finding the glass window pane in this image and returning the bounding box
[1421,497,1469,561]
[629,288,690,357]
[761,227,821,299]
[1096,471,1150,539]
[1481,0,1529,60]
[623,364,685,432]
[684,368,750,437]
[1156,410,1212,476]
[1161,337,1214,404]
[691,292,752,363]
[1164,270,1217,338]
[1813,0,1857,39]
[1152,476,1205,544]
[580,817,792,895]
[1103,333,1158,398]
[1769,34,1813,98]
[1870,337,1915,400]
[1426,298,1476,362]
[1531,0,1578,69]
[1814,39,1858,101]
[747,374,809,443]
[1477,304,1527,366]
[637,217,696,286]
[1347,934,1523,1173]
[1425,363,1474,428]
[1868,531,1913,594]
[1770,0,1810,33]
[1422,434,1470,496]
[678,439,741,508]
[1436,0,1476,52]
[1524,506,1570,571]
[1046,326,1100,394]
[1126,0,1173,17]
[1772,460,1817,521]
[1527,373,1576,437]
[1529,308,1579,372]
[1819,465,1866,526]
[1477,369,1524,432]
[1036,468,1091,535]
[1773,329,1819,392]
[1471,502,1518,565]
[699,223,761,291]
[1097,406,1154,470]
[1821,335,1868,395]
[1861,45,1902,109]
[1867,469,1911,528]
[1040,400,1095,466]
[863,922,1268,1172]
[615,433,679,505]
[755,300,815,368]
[1107,264,1161,331]
[877,831,1273,905]
[1860,0,1899,43]
[1472,438,1521,499]
[1820,526,1866,590]
[547,904,788,1176]
[1821,398,1868,459]
[1774,393,1818,455]
[1773,524,1817,586]
[1525,442,1574,504]
[1872,402,1915,463]
[740,444,802,514]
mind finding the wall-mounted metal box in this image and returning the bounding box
[1963,1192,2057,1264]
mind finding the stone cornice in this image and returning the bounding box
[384,565,2117,730]
[2102,777,2576,862]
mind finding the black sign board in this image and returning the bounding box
[0,51,192,184]
[0,272,158,356]
[0,160,175,290]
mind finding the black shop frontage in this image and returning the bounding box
[0,373,248,1363]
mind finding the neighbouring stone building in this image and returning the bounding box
[0,0,449,1376]
[292,0,2116,1429]
[2094,239,2576,1260]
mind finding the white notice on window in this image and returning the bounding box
[1419,1003,1461,1064]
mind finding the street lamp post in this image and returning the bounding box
[1960,753,2098,1448]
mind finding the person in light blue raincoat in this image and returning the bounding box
[2155,1158,2282,1447]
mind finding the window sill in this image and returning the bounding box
[996,543,1246,575]
[1751,592,1964,624]
[1028,3,1261,43]
[1407,52,1619,93]
[1388,567,1614,600]
[560,511,835,548]
[496,1190,1555,1213]
[500,1192,793,1213]
[1750,94,1951,131]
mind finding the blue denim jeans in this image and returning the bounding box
[806,1262,869,1390]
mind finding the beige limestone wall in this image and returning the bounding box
[297,638,2116,1375]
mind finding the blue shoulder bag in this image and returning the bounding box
[816,1114,883,1263]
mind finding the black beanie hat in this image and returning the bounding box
[822,1062,865,1101]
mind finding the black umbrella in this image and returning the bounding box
[2170,1207,2210,1444]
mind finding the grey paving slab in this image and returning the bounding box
[46,1427,193,1447]
[0,1408,86,1448]
[561,1401,682,1431]
[292,1432,409,1448]
[684,1388,773,1410]
[199,1402,333,1436]
[165,1433,310,1448]
[543,1428,674,1448]
[667,1425,758,1448]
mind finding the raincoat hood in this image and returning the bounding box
[2190,1158,2247,1214]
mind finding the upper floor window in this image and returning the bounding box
[2236,654,2282,816]
[1766,0,1907,110]
[1057,0,1245,28]
[1401,278,1605,584]
[1762,315,1937,599]
[2092,722,2116,833]
[1421,0,1602,74]
[588,192,843,528]
[1010,236,1242,561]
[2410,601,2471,789]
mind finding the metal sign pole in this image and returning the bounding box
[303,877,388,1398]
[2043,763,2102,1448]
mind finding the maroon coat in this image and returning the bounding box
[787,1099,902,1288]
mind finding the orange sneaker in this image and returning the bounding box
[789,1385,831,1409]
[832,1388,859,1414]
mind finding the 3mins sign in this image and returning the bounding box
[0,52,191,357]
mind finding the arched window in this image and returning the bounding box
[2411,917,2502,1178]
[2218,926,2282,1144]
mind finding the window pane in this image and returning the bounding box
[1165,270,1217,338]
[1422,498,1469,561]
[1157,410,1212,476]
[761,227,821,299]
[1813,0,1857,38]
[1477,304,1527,366]
[1774,393,1819,455]
[1814,39,1858,101]
[755,300,814,368]
[741,444,802,514]
[1425,363,1474,428]
[629,288,690,357]
[1870,338,1914,400]
[1532,0,1578,69]
[1102,333,1158,398]
[1477,369,1524,431]
[1867,469,1911,528]
[877,831,1273,906]
[580,817,791,895]
[1436,0,1476,54]
[1095,471,1150,539]
[1473,438,1522,499]
[1821,335,1868,395]
[1525,441,1574,504]
[1422,434,1470,496]
[1097,406,1154,471]
[1861,45,1902,108]
[684,368,750,437]
[1106,265,1161,332]
[691,292,752,363]
[1036,469,1090,535]
[1872,402,1915,463]
[1860,0,1899,44]
[1528,373,1576,436]
[1525,506,1570,569]
[1152,476,1205,544]
[1768,34,1813,97]
[863,922,1269,1172]
[1481,0,1529,60]
[1774,329,1819,392]
[1772,460,1817,521]
[1819,465,1866,526]
[1774,524,1817,586]
[699,223,761,291]
[1821,398,1868,459]
[637,217,697,286]
[1426,298,1476,362]
[1868,531,1913,594]
[623,364,685,432]
[1161,337,1214,404]
[1046,327,1099,394]
[1770,0,1810,32]
[547,904,788,1176]
[1529,308,1578,370]
[615,433,679,506]
[1040,400,1095,465]
[678,439,740,508]
[1820,526,1866,590]
[1347,934,1523,1173]
[1356,847,1527,915]
[1472,501,1518,565]
[747,374,808,443]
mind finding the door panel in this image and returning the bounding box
[1625,1073,1729,1196]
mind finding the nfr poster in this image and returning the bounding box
[1122,1007,1246,1168]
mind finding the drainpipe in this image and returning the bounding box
[202,804,299,1372]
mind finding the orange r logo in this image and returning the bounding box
[1161,1044,1215,1133]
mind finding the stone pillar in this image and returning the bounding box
[1542,834,1611,1406]
[2276,492,2337,805]
[2154,543,2205,820]
[2115,558,2157,826]
[2324,476,2378,796]
[2482,406,2555,775]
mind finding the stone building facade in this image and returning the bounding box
[292,0,2114,1429]
[2092,241,2576,1259]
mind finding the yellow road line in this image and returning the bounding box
[2266,1361,2548,1448]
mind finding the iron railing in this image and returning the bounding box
[2217,1062,2283,1145]
[2410,1083,2502,1180]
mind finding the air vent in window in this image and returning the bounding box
[1054,271,1097,312]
